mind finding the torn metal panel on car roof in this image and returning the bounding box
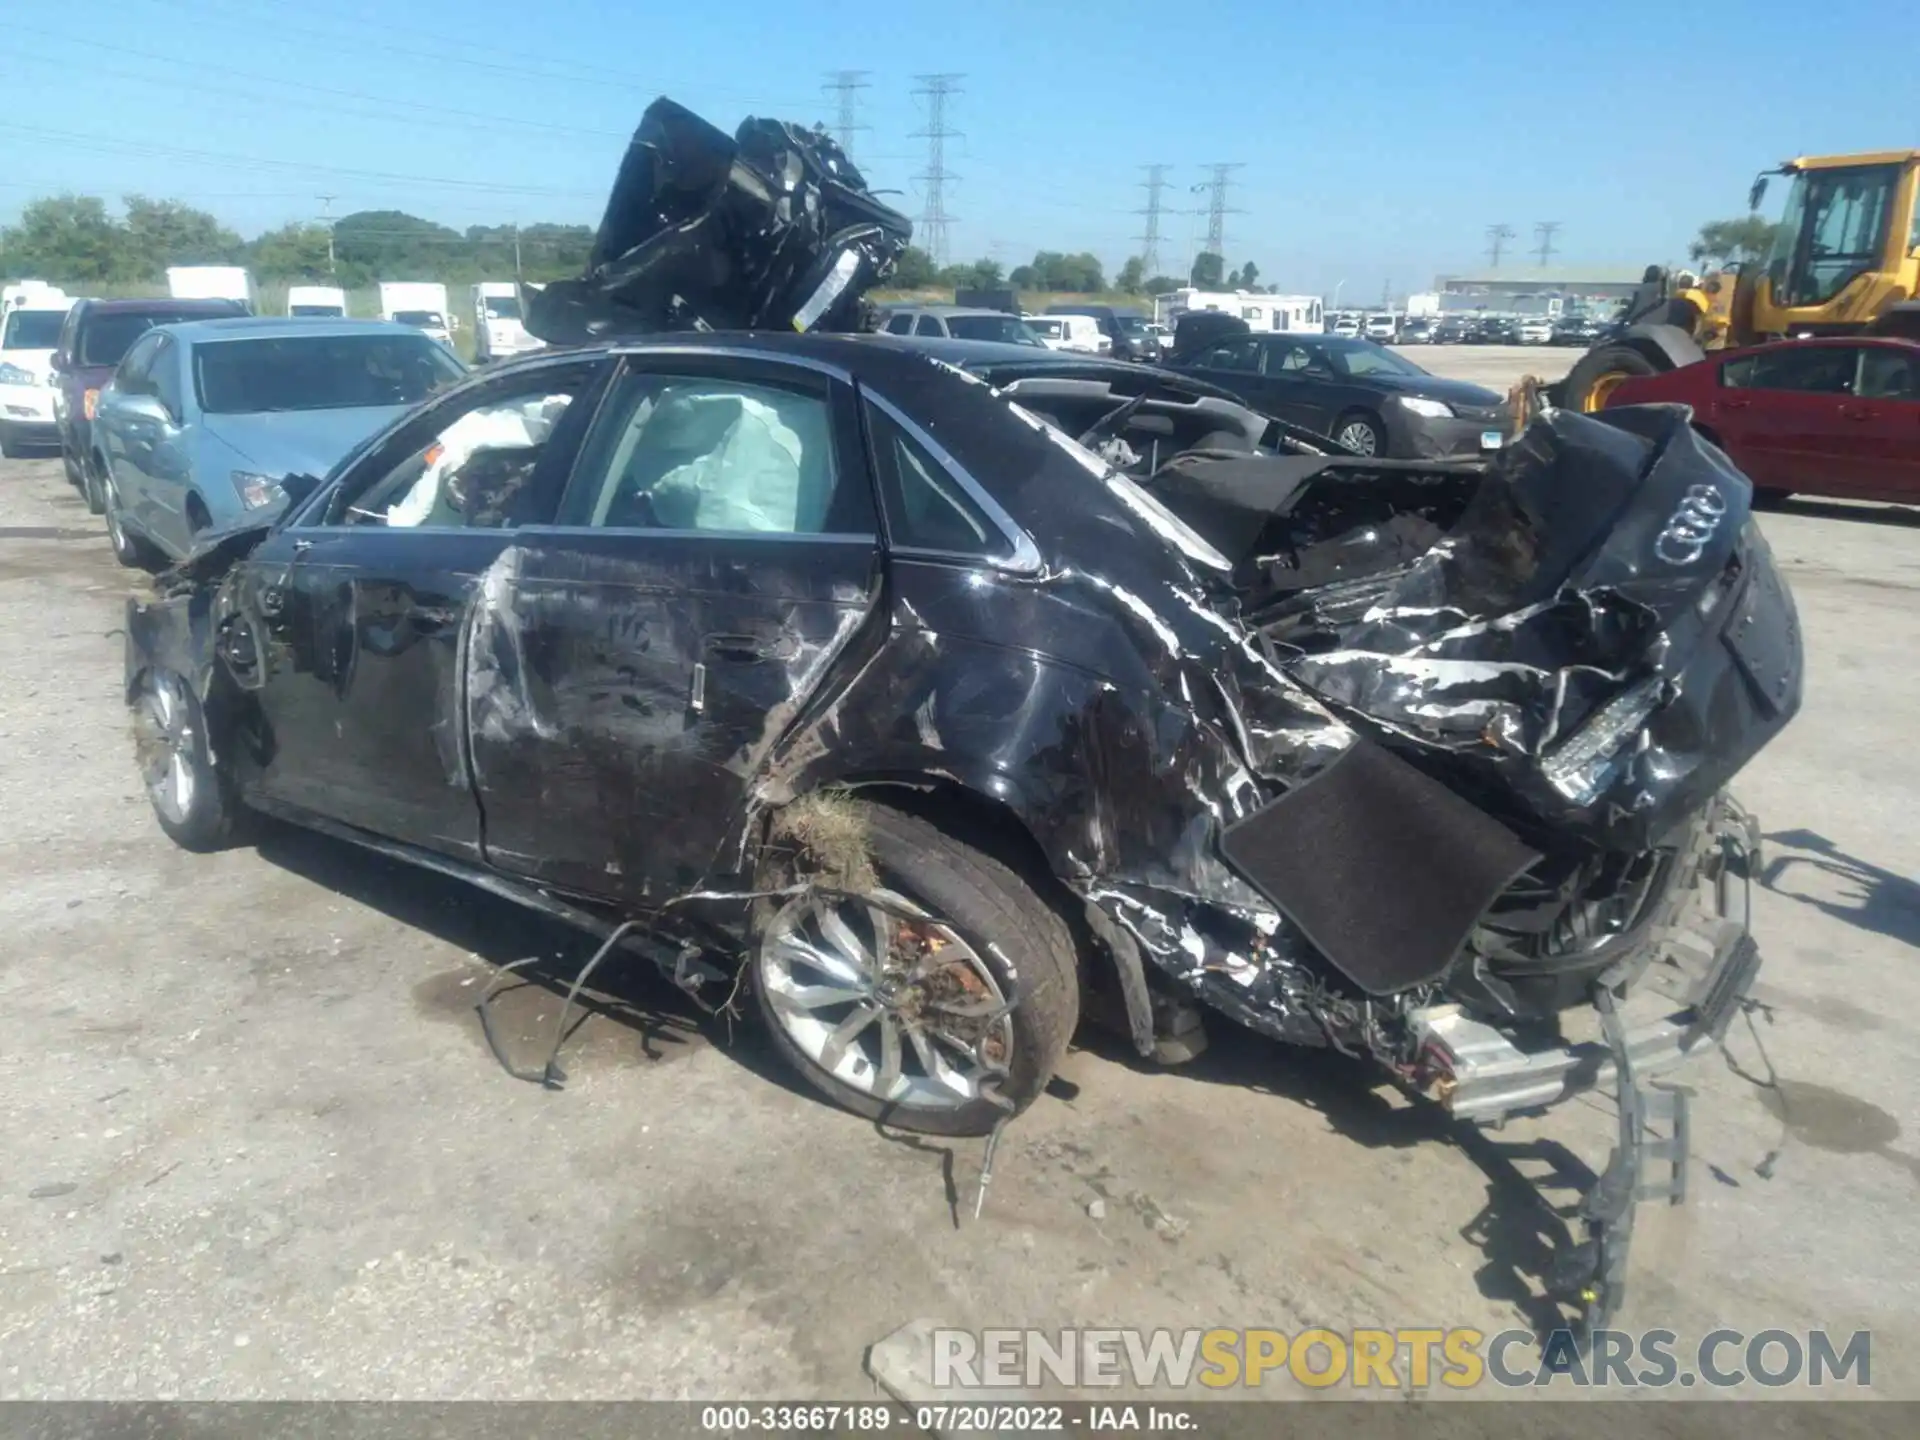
[524,98,912,345]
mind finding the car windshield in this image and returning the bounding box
[3,310,65,349]
[393,311,444,329]
[1029,319,1066,338]
[483,297,520,319]
[193,333,465,414]
[946,314,1045,346]
[1115,316,1149,335]
[289,305,344,317]
[78,309,222,367]
[1301,336,1428,378]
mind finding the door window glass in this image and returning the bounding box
[115,334,163,393]
[1857,347,1920,400]
[331,363,602,529]
[1722,346,1859,395]
[886,312,914,335]
[866,403,1007,558]
[914,315,943,336]
[560,371,870,535]
[150,340,184,420]
[1195,337,1260,372]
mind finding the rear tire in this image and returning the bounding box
[0,426,22,459]
[62,441,83,486]
[1563,343,1662,413]
[1332,410,1387,457]
[752,801,1080,1137]
[84,451,107,515]
[131,670,240,852]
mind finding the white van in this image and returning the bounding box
[287,285,347,318]
[1026,314,1108,354]
[471,282,542,362]
[1,295,76,457]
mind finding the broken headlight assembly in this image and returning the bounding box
[229,470,284,510]
[1539,676,1665,807]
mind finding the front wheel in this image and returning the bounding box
[103,471,162,569]
[1332,410,1387,457]
[752,802,1080,1137]
[132,670,240,852]
[1562,343,1662,413]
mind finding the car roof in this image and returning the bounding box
[78,297,246,318]
[154,316,424,343]
[889,304,1015,318]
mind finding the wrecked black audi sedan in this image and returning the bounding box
[125,333,1799,1318]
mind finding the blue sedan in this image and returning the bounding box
[91,317,465,566]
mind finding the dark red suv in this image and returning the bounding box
[51,297,248,508]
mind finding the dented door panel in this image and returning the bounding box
[466,531,881,903]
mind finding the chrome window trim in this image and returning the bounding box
[861,388,1042,576]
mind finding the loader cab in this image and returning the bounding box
[1749,153,1920,333]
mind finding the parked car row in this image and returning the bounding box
[877,303,1171,362]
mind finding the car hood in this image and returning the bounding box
[201,406,409,477]
[1361,372,1505,408]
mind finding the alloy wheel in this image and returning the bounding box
[758,889,1013,1110]
[1336,420,1380,456]
[132,674,198,827]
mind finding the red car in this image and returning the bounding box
[1606,336,1920,503]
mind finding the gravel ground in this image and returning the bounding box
[2,348,1915,1403]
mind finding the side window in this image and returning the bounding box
[1857,347,1920,401]
[914,315,943,336]
[866,402,1009,559]
[1722,346,1858,395]
[329,363,604,529]
[115,334,163,393]
[1196,338,1259,372]
[886,313,915,335]
[150,339,184,420]
[1268,343,1312,374]
[558,369,873,536]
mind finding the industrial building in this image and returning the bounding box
[1432,266,1649,315]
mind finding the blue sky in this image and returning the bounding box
[5,0,1915,296]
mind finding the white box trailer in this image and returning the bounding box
[470,281,543,361]
[287,285,347,317]
[1155,287,1324,334]
[378,282,453,347]
[166,266,254,308]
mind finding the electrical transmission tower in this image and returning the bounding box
[1485,223,1516,268]
[822,70,870,159]
[1191,163,1245,258]
[911,73,964,265]
[1533,220,1561,267]
[1135,165,1172,277]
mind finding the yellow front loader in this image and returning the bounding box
[1556,150,1920,413]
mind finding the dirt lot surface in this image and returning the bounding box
[3,350,1916,1403]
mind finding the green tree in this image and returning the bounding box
[1689,215,1782,268]
[1190,251,1225,288]
[1239,260,1260,290]
[249,223,335,283]
[121,196,244,277]
[0,195,128,284]
[892,245,939,288]
[1142,274,1182,295]
[938,258,1005,292]
[1114,257,1145,293]
[331,209,466,288]
[1016,250,1105,292]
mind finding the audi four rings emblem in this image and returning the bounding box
[1655,484,1729,565]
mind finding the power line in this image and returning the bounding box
[823,71,871,161]
[12,38,629,142]
[911,73,963,266]
[0,122,601,197]
[1533,220,1562,267]
[1190,164,1245,259]
[1136,165,1171,278]
[1485,223,1516,267]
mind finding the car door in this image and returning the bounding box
[464,351,883,905]
[95,333,165,530]
[1181,334,1279,412]
[1712,344,1864,496]
[1846,344,1920,501]
[227,354,614,857]
[139,337,199,556]
[1260,338,1343,431]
